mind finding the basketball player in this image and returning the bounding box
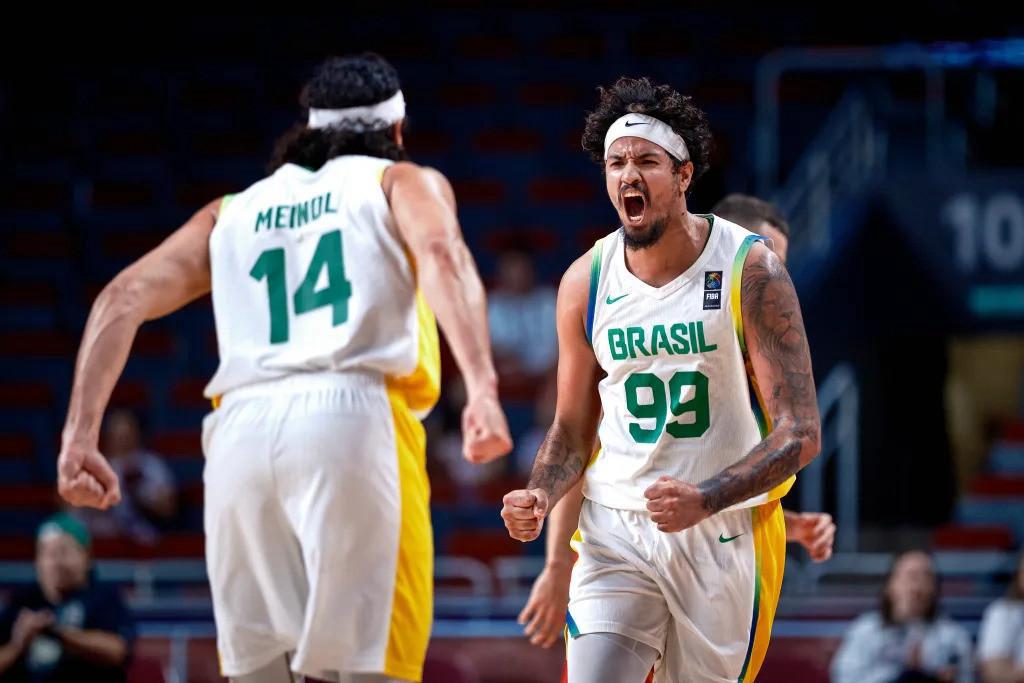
[56,54,512,683]
[517,194,835,662]
[501,77,821,682]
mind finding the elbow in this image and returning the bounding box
[418,237,462,278]
[776,414,821,469]
[95,274,145,324]
[796,419,822,469]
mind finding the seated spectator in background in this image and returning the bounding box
[978,553,1024,683]
[487,249,557,382]
[0,514,135,682]
[711,192,790,262]
[77,409,178,544]
[512,374,556,479]
[832,550,973,683]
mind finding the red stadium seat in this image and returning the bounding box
[473,129,543,154]
[0,382,53,409]
[542,33,605,60]
[0,331,74,357]
[5,231,74,259]
[171,379,213,409]
[0,535,36,560]
[0,484,59,510]
[2,181,68,211]
[450,180,505,205]
[0,282,58,307]
[526,178,595,204]
[150,430,202,459]
[174,181,238,209]
[970,475,1024,497]
[0,433,34,460]
[439,84,497,107]
[1001,419,1024,443]
[127,654,167,683]
[519,83,587,107]
[405,130,454,156]
[932,523,1014,550]
[91,181,156,209]
[97,130,168,157]
[101,230,166,259]
[109,379,151,409]
[131,328,176,357]
[447,529,524,563]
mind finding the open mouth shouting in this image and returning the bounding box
[621,187,647,226]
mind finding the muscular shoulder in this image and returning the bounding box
[382,162,453,204]
[558,251,592,315]
[740,239,805,351]
[740,240,789,299]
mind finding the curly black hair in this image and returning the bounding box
[269,53,408,173]
[581,77,713,189]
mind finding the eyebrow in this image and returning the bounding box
[606,151,663,162]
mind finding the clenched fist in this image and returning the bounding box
[462,393,513,464]
[501,488,549,542]
[644,476,708,533]
[57,440,121,510]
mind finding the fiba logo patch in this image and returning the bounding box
[703,271,723,310]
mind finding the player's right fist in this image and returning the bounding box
[462,393,513,464]
[57,440,121,510]
[501,488,549,542]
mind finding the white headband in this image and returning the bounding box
[307,90,406,132]
[603,113,689,162]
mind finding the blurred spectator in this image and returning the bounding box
[978,553,1024,683]
[487,249,557,380]
[78,409,178,545]
[711,193,790,262]
[832,550,973,683]
[512,375,557,479]
[0,514,135,682]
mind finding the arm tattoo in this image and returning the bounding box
[700,248,820,514]
[527,424,588,502]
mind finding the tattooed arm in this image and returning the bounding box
[645,241,820,532]
[501,253,602,542]
[701,242,820,510]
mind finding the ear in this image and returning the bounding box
[678,160,694,194]
[393,120,405,148]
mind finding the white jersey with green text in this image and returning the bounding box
[204,156,439,415]
[583,215,794,512]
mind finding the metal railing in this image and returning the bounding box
[801,363,860,552]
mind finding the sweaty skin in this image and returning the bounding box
[58,147,511,509]
[502,135,820,551]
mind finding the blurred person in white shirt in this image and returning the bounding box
[978,553,1024,683]
[832,550,974,683]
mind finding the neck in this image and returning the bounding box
[624,209,709,288]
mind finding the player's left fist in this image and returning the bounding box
[644,476,708,533]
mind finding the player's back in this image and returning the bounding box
[205,155,434,405]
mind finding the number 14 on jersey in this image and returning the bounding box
[249,229,353,344]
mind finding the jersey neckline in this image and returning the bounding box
[616,213,719,301]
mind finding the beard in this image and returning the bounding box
[622,216,668,250]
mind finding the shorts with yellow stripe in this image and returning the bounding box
[566,497,785,683]
[201,370,433,682]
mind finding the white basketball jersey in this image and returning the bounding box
[205,156,440,416]
[583,215,794,511]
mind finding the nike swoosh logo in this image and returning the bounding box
[624,121,649,127]
[719,533,743,543]
[605,294,629,304]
